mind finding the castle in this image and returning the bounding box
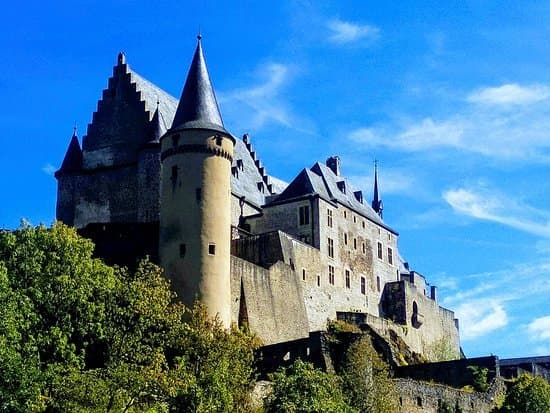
[55,37,461,362]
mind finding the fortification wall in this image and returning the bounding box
[230,256,310,345]
[395,377,505,413]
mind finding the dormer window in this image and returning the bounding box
[337,180,346,194]
[231,166,239,178]
[257,182,264,193]
[236,159,244,170]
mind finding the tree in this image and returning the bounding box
[500,374,550,413]
[264,359,356,413]
[0,223,259,412]
[340,336,398,413]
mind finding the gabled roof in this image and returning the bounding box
[266,160,397,234]
[171,38,228,135]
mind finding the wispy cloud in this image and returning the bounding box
[220,62,315,135]
[443,186,550,238]
[468,84,550,105]
[327,19,380,44]
[527,315,550,341]
[455,300,508,340]
[348,82,550,161]
[42,163,56,176]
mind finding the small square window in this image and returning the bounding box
[208,243,216,255]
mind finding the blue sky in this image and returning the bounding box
[1,0,549,359]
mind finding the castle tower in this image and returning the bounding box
[159,36,235,326]
[371,160,383,218]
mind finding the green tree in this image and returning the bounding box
[0,223,259,412]
[467,365,489,392]
[340,336,398,413]
[500,374,550,413]
[264,359,356,413]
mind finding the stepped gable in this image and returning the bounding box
[81,52,177,168]
[171,37,228,135]
[56,130,82,176]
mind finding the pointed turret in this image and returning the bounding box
[56,128,82,176]
[372,160,383,218]
[147,102,164,143]
[171,36,229,136]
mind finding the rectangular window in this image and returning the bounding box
[302,269,306,281]
[328,237,334,258]
[345,270,350,288]
[328,265,335,285]
[353,216,356,223]
[361,277,366,295]
[344,233,348,245]
[377,276,381,292]
[343,210,347,219]
[388,247,393,265]
[353,238,357,250]
[362,221,365,229]
[195,188,202,203]
[179,243,186,258]
[377,242,383,259]
[208,243,216,255]
[362,243,366,254]
[317,275,320,287]
[299,205,310,226]
[327,209,333,227]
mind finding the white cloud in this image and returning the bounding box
[42,163,56,176]
[468,84,550,105]
[527,315,550,341]
[455,300,508,340]
[443,186,550,238]
[349,83,550,161]
[220,62,315,135]
[327,19,380,44]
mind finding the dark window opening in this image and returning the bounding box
[353,238,357,250]
[172,134,180,147]
[417,397,422,407]
[328,265,335,285]
[327,209,333,227]
[317,275,320,286]
[302,269,306,281]
[377,276,381,292]
[299,205,310,225]
[388,247,393,265]
[215,134,223,146]
[179,243,186,258]
[171,165,178,181]
[361,277,366,295]
[377,242,383,259]
[344,233,348,245]
[345,270,350,288]
[208,243,216,255]
[328,238,334,258]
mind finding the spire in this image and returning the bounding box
[56,127,82,176]
[171,36,228,135]
[149,101,163,142]
[372,160,383,218]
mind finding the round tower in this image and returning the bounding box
[159,36,235,327]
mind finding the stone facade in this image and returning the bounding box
[56,42,461,362]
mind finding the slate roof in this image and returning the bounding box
[269,161,397,234]
[171,38,228,135]
[130,70,178,131]
[56,132,82,175]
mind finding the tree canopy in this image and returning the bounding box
[0,222,258,412]
[500,374,550,413]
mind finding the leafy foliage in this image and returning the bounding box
[340,336,398,413]
[0,223,258,412]
[264,360,356,413]
[499,374,550,413]
[467,365,489,392]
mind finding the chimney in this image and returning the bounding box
[430,285,438,302]
[326,156,341,176]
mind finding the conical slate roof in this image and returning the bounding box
[57,130,82,175]
[172,37,228,135]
